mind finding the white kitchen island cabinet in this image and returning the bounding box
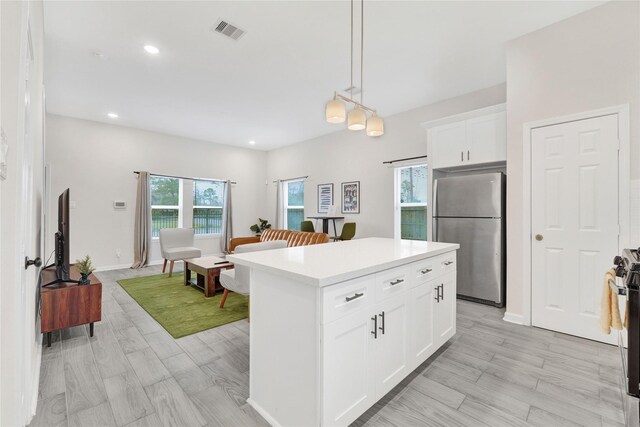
[227,238,459,427]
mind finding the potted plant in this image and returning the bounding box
[76,255,95,285]
[250,218,271,236]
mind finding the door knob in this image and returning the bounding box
[25,256,42,270]
[535,234,543,241]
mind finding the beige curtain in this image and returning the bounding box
[275,180,284,229]
[220,180,233,254]
[131,171,150,268]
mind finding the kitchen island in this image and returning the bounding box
[227,237,459,427]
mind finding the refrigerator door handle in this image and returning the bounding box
[432,179,438,241]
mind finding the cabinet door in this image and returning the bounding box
[430,121,467,169]
[408,281,435,370]
[322,308,375,427]
[434,272,457,345]
[373,293,409,399]
[466,111,506,164]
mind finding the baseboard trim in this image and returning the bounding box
[94,253,225,272]
[503,312,525,325]
[247,398,283,427]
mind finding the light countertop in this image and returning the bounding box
[226,237,459,287]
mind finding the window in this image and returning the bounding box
[284,180,304,231]
[193,180,225,235]
[151,176,181,238]
[396,165,428,240]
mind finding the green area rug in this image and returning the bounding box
[117,272,248,338]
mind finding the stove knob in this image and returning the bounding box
[614,255,623,265]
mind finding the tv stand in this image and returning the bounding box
[40,264,102,347]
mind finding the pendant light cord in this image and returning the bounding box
[350,0,354,100]
[360,0,364,105]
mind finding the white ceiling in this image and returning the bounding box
[43,1,604,150]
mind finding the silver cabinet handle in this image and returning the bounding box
[379,311,385,335]
[371,315,378,339]
[440,284,444,301]
[467,150,470,161]
[390,279,404,286]
[444,261,454,266]
[434,286,440,302]
[420,268,432,274]
[461,151,464,162]
[345,292,364,302]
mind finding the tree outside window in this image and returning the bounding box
[193,180,224,235]
[151,176,181,237]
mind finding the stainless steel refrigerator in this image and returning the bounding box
[433,172,505,306]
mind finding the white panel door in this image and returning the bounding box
[434,272,456,345]
[373,293,409,399]
[322,308,375,427]
[466,111,506,164]
[409,281,435,370]
[430,121,467,169]
[531,114,619,344]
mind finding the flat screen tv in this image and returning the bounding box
[56,188,70,281]
[44,188,78,287]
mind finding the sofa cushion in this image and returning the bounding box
[260,228,329,246]
[164,246,202,260]
[235,240,288,253]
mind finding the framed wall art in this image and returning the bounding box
[341,181,360,214]
[317,183,333,213]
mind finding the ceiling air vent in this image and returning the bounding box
[213,19,246,41]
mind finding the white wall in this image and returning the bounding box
[266,84,506,239]
[505,1,640,320]
[1,1,46,425]
[46,114,268,269]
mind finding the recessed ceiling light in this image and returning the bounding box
[107,112,118,119]
[144,45,159,55]
[249,140,256,145]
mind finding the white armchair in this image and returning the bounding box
[219,240,288,317]
[159,228,202,277]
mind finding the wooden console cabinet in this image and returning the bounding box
[41,265,102,347]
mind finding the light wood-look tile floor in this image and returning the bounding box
[29,265,631,427]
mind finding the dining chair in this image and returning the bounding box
[331,222,356,241]
[300,220,315,232]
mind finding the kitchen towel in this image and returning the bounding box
[600,269,623,334]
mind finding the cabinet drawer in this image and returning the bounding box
[439,252,456,275]
[322,276,374,324]
[412,258,440,284]
[375,266,410,302]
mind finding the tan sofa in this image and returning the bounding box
[230,228,330,253]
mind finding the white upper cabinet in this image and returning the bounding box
[431,121,467,169]
[429,110,506,169]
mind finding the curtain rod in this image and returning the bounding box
[273,175,309,183]
[382,155,428,165]
[133,171,237,184]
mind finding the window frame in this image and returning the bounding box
[150,176,183,239]
[394,164,428,241]
[283,179,305,231]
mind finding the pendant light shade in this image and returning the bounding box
[325,98,346,123]
[347,108,366,131]
[366,115,384,136]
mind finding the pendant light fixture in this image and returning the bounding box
[325,0,384,137]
